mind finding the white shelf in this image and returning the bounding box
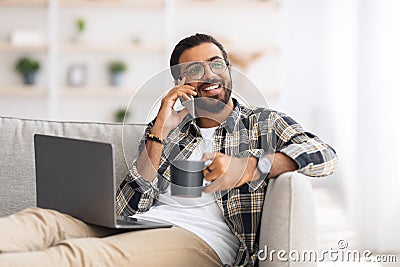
[175,0,279,9]
[0,0,47,7]
[0,86,47,96]
[60,87,136,97]
[60,42,164,53]
[59,0,164,8]
[0,41,48,53]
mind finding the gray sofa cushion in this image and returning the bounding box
[0,116,146,216]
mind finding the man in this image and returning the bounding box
[116,33,337,266]
[0,33,337,267]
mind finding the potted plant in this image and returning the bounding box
[108,61,127,86]
[115,108,130,123]
[15,57,41,85]
[75,18,87,42]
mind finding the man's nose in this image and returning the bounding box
[202,64,216,80]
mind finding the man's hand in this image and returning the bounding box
[202,152,258,193]
[137,77,196,182]
[152,77,197,139]
[201,152,298,193]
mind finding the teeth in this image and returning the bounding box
[203,84,219,91]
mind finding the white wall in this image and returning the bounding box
[282,0,325,130]
[320,0,358,218]
[282,0,345,199]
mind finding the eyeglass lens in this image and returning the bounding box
[185,59,227,80]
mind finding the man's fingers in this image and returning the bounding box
[203,168,221,182]
[163,86,195,104]
[177,91,192,101]
[176,87,196,96]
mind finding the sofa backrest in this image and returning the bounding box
[0,116,146,216]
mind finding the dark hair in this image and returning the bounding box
[169,33,229,80]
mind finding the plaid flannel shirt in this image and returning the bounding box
[116,98,337,266]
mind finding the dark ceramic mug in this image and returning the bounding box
[170,160,206,197]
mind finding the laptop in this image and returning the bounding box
[34,134,172,230]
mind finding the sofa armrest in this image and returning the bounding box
[258,172,317,267]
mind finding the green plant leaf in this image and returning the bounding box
[15,57,41,75]
[109,61,127,73]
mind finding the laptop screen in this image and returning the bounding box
[34,123,148,228]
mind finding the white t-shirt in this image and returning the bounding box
[132,127,240,265]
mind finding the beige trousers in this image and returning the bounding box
[0,208,222,267]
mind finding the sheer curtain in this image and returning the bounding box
[355,0,400,252]
[283,0,400,252]
[320,0,400,252]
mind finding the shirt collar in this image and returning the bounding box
[219,98,241,133]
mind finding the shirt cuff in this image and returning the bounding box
[128,167,160,194]
[277,144,307,170]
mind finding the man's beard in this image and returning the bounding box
[195,78,232,114]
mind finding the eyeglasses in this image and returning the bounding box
[180,58,229,81]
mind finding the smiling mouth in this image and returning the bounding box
[199,83,222,96]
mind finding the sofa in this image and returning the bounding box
[0,116,317,267]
